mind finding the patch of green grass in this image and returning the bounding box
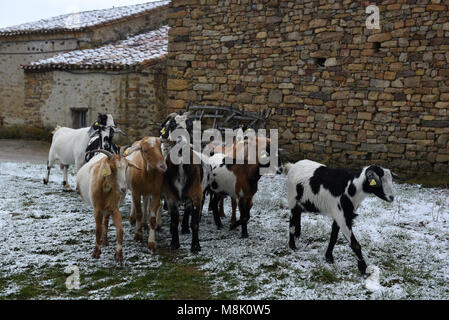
[22,200,35,208]
[64,239,79,245]
[30,214,51,220]
[400,266,431,286]
[33,248,62,255]
[0,125,52,141]
[310,267,339,284]
[406,174,449,188]
[1,246,215,300]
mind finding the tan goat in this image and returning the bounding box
[76,149,141,265]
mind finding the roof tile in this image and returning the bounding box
[23,26,169,72]
[0,1,170,36]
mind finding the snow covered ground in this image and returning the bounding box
[0,161,448,299]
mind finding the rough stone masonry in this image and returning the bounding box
[166,0,449,176]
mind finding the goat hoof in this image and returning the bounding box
[241,233,249,239]
[358,261,367,275]
[289,241,297,251]
[170,242,180,250]
[102,238,109,247]
[143,223,149,231]
[92,248,101,259]
[115,251,123,265]
[181,228,190,235]
[134,232,143,242]
[191,243,201,254]
[325,255,334,264]
[216,223,223,230]
[129,217,136,226]
[148,242,156,254]
[230,223,238,230]
[43,178,48,185]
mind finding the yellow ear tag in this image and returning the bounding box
[261,153,268,159]
[370,179,377,186]
[95,122,99,126]
[102,168,108,177]
[124,150,129,156]
[161,128,166,135]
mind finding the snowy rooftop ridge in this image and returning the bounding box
[23,26,169,72]
[0,1,170,36]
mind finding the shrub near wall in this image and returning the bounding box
[167,0,449,176]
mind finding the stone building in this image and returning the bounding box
[23,26,168,139]
[0,0,169,134]
[167,0,449,175]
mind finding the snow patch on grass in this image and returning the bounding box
[0,162,448,299]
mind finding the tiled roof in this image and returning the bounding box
[0,1,170,36]
[23,26,168,72]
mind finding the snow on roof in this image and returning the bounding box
[23,26,169,72]
[0,1,170,36]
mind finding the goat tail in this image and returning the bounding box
[282,162,294,175]
[52,125,62,135]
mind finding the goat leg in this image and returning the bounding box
[169,202,180,250]
[211,193,223,229]
[148,195,161,254]
[289,206,302,250]
[92,209,102,259]
[101,213,110,247]
[111,209,124,266]
[219,196,226,218]
[181,202,191,234]
[132,193,143,242]
[230,198,237,223]
[190,203,201,253]
[325,221,340,264]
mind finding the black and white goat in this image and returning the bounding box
[158,112,208,253]
[85,114,123,162]
[43,113,123,188]
[285,160,399,274]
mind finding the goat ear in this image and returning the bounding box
[366,169,381,187]
[101,162,112,177]
[127,160,142,171]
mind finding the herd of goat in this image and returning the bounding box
[42,113,401,275]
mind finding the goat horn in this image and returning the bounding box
[123,145,141,157]
[112,127,127,136]
[86,149,114,158]
[392,172,403,181]
[166,112,178,119]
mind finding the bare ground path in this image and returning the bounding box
[0,139,50,164]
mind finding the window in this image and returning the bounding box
[72,109,87,129]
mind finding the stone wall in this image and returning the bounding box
[167,0,449,175]
[0,4,168,128]
[23,62,167,142]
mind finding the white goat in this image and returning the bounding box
[43,114,121,188]
[285,159,399,275]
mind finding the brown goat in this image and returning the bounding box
[126,137,167,253]
[209,136,274,238]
